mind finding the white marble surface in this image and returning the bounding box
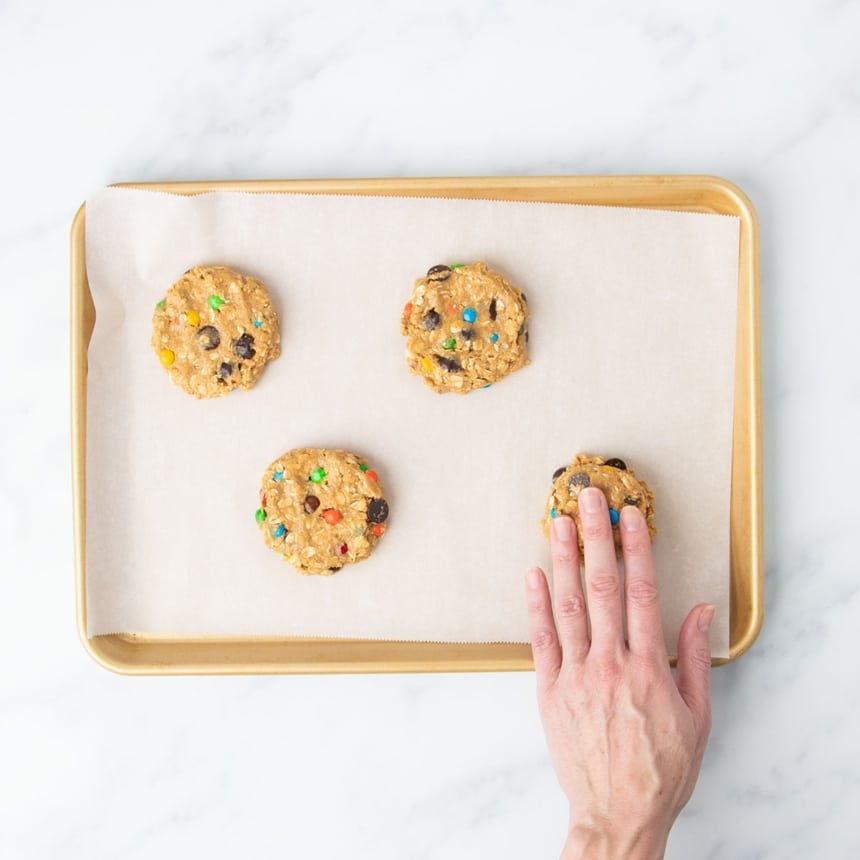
[1,0,859,856]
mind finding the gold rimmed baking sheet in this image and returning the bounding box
[71,175,762,674]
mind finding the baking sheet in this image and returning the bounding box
[85,188,739,656]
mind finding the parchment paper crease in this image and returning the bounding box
[85,188,739,657]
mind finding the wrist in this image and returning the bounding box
[561,820,668,860]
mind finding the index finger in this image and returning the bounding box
[620,505,668,662]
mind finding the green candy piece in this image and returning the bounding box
[155,299,166,310]
[255,508,267,524]
[309,467,326,484]
[450,263,465,269]
[442,338,456,350]
[208,294,225,311]
[359,463,369,472]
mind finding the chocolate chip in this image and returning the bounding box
[218,362,233,379]
[489,298,497,320]
[427,265,452,281]
[460,327,477,341]
[303,495,321,514]
[234,333,256,359]
[434,355,462,372]
[604,458,627,470]
[518,323,525,338]
[623,496,640,507]
[329,566,342,572]
[197,325,220,350]
[367,498,389,524]
[552,466,567,481]
[423,309,441,331]
[520,291,527,302]
[568,472,590,492]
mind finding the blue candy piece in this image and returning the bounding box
[482,383,492,389]
[462,307,477,323]
[273,470,285,482]
[609,508,620,526]
[253,318,263,328]
[550,507,558,519]
[490,332,499,343]
[273,524,286,538]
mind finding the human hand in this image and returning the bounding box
[526,487,714,860]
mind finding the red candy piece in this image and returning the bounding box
[322,509,342,525]
[339,543,348,555]
[262,494,267,506]
[366,470,378,482]
[403,302,413,317]
[372,523,385,538]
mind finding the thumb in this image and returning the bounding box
[676,603,714,740]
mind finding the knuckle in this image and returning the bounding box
[622,534,652,558]
[594,656,622,685]
[582,521,609,542]
[689,647,712,673]
[552,551,576,567]
[588,571,620,600]
[626,578,660,608]
[527,594,548,614]
[556,594,585,621]
[532,629,558,652]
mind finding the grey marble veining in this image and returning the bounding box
[2,0,859,856]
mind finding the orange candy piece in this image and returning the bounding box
[366,470,378,482]
[372,523,385,538]
[322,509,342,525]
[403,302,413,317]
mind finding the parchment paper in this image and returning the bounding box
[85,188,739,657]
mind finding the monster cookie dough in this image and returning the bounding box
[257,448,389,575]
[542,454,656,557]
[152,265,280,398]
[401,262,529,394]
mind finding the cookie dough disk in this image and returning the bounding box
[541,454,656,557]
[401,262,529,394]
[258,448,390,575]
[152,265,280,399]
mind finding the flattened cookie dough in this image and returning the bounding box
[152,265,280,398]
[401,262,529,394]
[542,454,656,557]
[257,448,389,575]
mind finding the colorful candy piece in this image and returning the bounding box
[359,463,369,472]
[185,309,200,326]
[322,508,342,525]
[403,302,413,318]
[366,470,378,482]
[273,524,286,538]
[253,318,263,328]
[255,508,267,524]
[421,357,433,373]
[273,470,285,482]
[462,307,477,323]
[159,348,175,366]
[155,299,166,311]
[609,508,620,526]
[550,507,558,519]
[371,523,385,538]
[339,543,348,555]
[442,337,456,350]
[208,294,225,311]
[490,332,499,343]
[450,263,465,269]
[309,467,326,484]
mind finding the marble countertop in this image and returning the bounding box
[3,0,859,857]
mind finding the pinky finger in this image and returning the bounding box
[526,567,562,688]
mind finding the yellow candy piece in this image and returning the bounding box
[186,310,200,326]
[421,357,433,373]
[159,348,175,367]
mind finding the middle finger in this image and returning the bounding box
[578,487,625,657]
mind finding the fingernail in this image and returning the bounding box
[552,516,573,540]
[698,605,715,632]
[527,568,542,590]
[579,487,603,513]
[620,505,641,531]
